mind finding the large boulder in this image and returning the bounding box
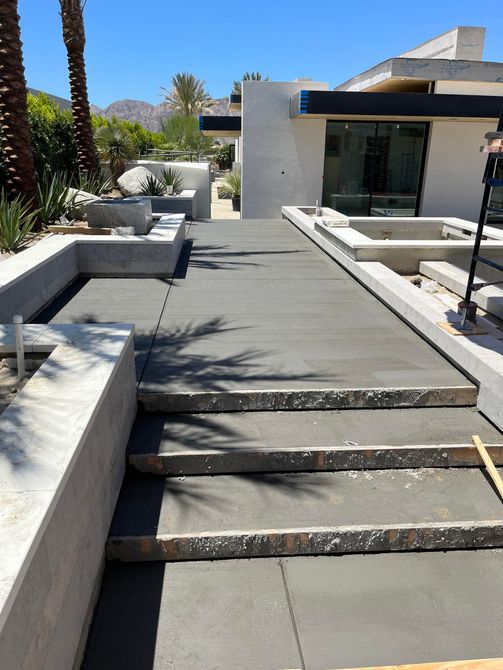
[66,188,100,219]
[117,166,162,196]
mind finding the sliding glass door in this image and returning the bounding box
[323,121,428,217]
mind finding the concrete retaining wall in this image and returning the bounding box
[0,215,185,322]
[129,160,211,218]
[0,324,137,670]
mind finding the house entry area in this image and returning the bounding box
[322,121,428,217]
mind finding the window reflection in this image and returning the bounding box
[323,121,427,217]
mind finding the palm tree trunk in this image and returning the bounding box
[60,0,99,174]
[0,0,39,208]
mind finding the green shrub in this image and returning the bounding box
[27,93,78,177]
[139,173,166,196]
[220,169,241,197]
[161,115,213,154]
[212,144,233,170]
[160,167,184,194]
[37,171,77,225]
[0,190,38,252]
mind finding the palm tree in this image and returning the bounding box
[232,72,270,95]
[0,0,38,208]
[163,73,214,117]
[94,122,137,183]
[59,0,99,173]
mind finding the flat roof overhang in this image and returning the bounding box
[229,94,242,111]
[291,90,503,122]
[199,115,241,137]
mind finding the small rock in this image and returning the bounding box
[2,357,40,371]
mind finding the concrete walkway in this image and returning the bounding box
[37,220,472,396]
[34,220,503,669]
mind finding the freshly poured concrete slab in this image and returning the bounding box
[83,552,503,670]
[128,407,503,474]
[33,277,171,380]
[32,220,475,403]
[107,468,503,560]
[140,220,474,399]
[82,560,301,670]
[284,552,503,669]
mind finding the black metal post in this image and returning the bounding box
[460,105,503,328]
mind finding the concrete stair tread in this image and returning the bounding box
[107,468,503,560]
[83,552,503,670]
[128,407,503,474]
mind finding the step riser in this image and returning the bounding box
[129,444,503,475]
[138,386,477,413]
[107,521,503,562]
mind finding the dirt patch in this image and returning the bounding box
[0,355,47,416]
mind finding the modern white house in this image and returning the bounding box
[200,26,503,223]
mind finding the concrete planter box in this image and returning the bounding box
[135,190,197,221]
[87,198,153,235]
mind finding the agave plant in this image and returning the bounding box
[37,171,77,225]
[0,190,38,252]
[160,167,184,195]
[75,168,112,195]
[94,122,137,183]
[219,169,241,197]
[139,173,166,196]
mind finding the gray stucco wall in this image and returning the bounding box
[241,81,328,219]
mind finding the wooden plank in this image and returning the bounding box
[473,435,503,500]
[48,225,112,235]
[334,657,503,669]
[436,322,488,336]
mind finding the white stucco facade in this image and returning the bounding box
[241,80,328,219]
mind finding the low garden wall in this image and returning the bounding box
[0,214,185,323]
[0,323,137,670]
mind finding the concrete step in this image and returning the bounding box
[138,383,477,413]
[83,552,503,670]
[420,260,503,320]
[128,407,503,475]
[107,468,503,562]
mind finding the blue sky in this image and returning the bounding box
[19,0,503,109]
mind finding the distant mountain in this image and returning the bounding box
[91,97,238,133]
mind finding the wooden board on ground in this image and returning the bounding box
[437,321,488,336]
[334,657,503,669]
[48,225,112,235]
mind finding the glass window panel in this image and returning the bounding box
[322,122,376,216]
[323,121,427,217]
[370,123,426,217]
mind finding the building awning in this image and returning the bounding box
[229,94,242,111]
[291,90,503,122]
[199,115,241,137]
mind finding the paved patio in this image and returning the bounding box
[36,219,471,394]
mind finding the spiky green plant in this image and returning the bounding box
[0,190,38,251]
[160,167,184,195]
[139,173,166,196]
[162,73,214,116]
[219,169,240,197]
[94,122,137,182]
[75,168,112,195]
[37,171,77,225]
